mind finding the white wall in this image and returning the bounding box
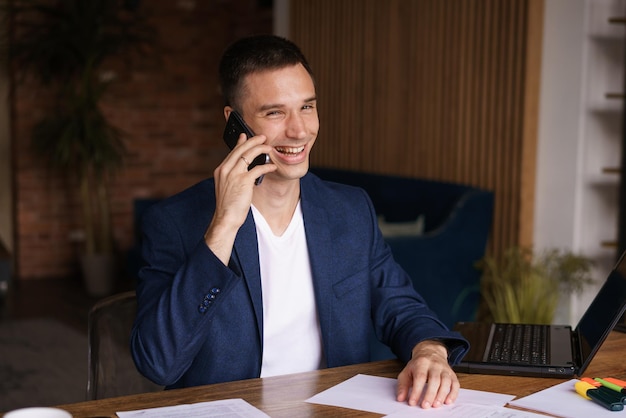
[535,0,624,325]
[534,0,586,252]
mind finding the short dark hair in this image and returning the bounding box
[218,34,314,111]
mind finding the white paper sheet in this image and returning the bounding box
[116,398,270,418]
[305,374,518,416]
[386,403,550,418]
[509,379,626,418]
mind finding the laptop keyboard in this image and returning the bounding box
[488,324,549,365]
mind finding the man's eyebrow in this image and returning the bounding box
[258,96,317,112]
[258,103,283,112]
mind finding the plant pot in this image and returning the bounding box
[80,253,116,297]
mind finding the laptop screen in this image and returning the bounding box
[575,254,626,373]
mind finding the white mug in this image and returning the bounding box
[4,407,72,418]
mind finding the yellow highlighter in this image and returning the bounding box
[575,381,624,411]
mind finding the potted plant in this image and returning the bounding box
[479,247,595,324]
[2,0,154,296]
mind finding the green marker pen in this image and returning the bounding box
[575,381,624,411]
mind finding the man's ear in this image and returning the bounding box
[224,106,233,121]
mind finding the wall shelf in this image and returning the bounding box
[580,0,624,265]
[602,167,622,174]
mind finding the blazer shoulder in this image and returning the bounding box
[150,179,215,215]
[303,172,371,203]
[301,172,376,228]
[141,178,216,235]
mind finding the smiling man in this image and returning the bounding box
[131,34,469,409]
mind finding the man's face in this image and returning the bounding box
[236,63,319,183]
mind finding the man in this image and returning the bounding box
[131,34,469,409]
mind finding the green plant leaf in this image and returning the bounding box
[3,0,155,255]
[479,246,595,324]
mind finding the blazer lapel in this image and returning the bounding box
[232,211,264,341]
[300,177,336,353]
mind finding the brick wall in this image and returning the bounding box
[12,0,272,280]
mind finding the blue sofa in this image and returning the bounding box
[309,168,494,360]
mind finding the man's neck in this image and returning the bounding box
[251,179,301,236]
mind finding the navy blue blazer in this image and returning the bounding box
[131,172,469,388]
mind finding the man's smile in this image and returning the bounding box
[275,145,305,155]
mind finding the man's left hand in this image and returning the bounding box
[396,340,460,408]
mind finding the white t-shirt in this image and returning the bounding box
[251,201,325,377]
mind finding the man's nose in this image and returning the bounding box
[285,114,307,139]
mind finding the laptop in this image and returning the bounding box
[453,251,626,378]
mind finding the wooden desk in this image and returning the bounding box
[49,331,626,417]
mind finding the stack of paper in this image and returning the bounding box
[510,379,626,417]
[116,398,270,418]
[306,374,547,417]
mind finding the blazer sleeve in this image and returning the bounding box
[301,174,469,365]
[130,188,245,386]
[355,187,470,363]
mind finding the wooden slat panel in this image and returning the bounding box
[290,0,543,255]
[520,0,544,248]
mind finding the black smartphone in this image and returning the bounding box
[223,111,269,185]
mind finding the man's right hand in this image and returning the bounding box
[204,134,275,264]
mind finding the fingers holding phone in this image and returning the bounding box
[213,133,273,199]
[223,111,272,185]
[232,135,272,183]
